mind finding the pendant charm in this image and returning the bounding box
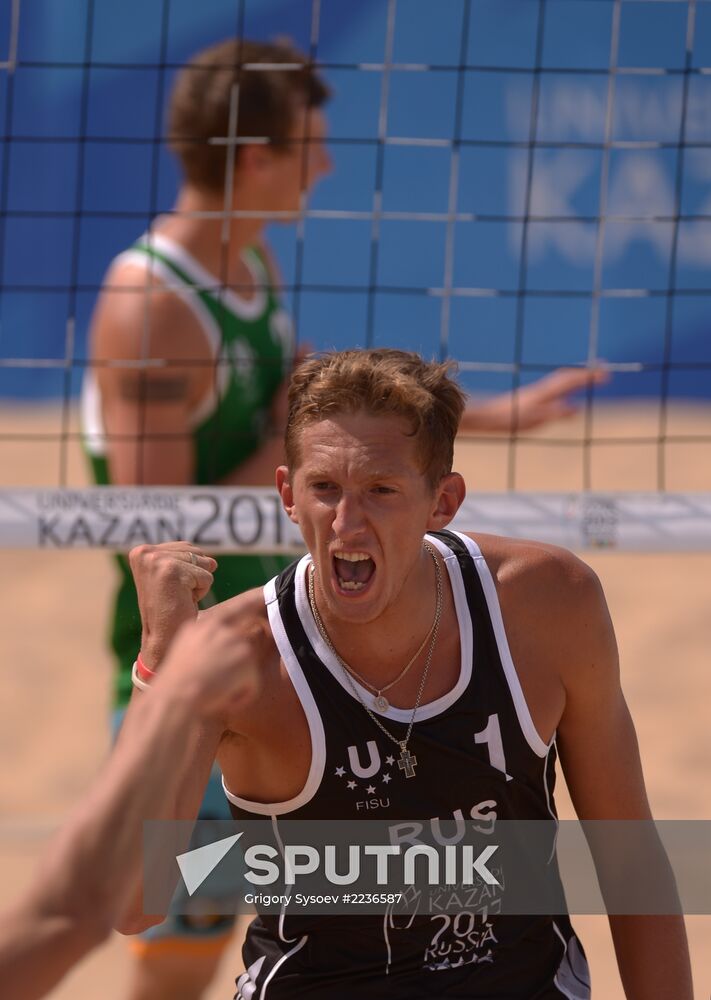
[397,742,417,778]
[374,694,389,712]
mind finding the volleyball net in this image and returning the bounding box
[0,0,710,551]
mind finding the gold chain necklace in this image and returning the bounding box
[347,617,437,712]
[307,542,443,778]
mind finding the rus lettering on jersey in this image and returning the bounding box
[470,800,497,836]
[430,813,467,846]
[388,801,498,848]
[347,741,382,779]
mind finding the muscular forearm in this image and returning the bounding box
[458,399,515,435]
[73,692,200,914]
[0,690,211,995]
[38,691,209,925]
[609,915,692,1000]
[458,368,608,435]
[0,906,106,1000]
[102,689,221,932]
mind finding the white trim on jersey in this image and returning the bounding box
[142,230,268,321]
[235,955,266,1000]
[271,816,303,946]
[293,538,474,723]
[543,743,560,863]
[80,370,105,458]
[454,531,552,758]
[258,935,309,1000]
[111,246,223,358]
[222,563,327,815]
[552,921,591,999]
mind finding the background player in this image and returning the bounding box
[82,36,605,999]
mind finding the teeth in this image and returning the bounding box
[334,552,371,562]
[338,578,366,591]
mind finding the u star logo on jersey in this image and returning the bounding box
[333,741,394,811]
[347,740,381,778]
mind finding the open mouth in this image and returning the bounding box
[332,551,376,593]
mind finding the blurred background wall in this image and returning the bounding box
[1,0,709,403]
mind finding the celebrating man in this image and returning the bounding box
[123,348,691,999]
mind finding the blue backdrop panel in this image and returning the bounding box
[0,0,708,401]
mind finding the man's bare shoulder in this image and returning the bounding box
[464,532,610,678]
[468,531,598,599]
[92,258,209,364]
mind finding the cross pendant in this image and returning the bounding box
[397,742,417,778]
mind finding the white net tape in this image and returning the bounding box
[0,487,708,552]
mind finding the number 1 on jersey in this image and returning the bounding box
[474,713,512,781]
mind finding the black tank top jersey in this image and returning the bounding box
[225,530,590,999]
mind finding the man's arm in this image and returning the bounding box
[0,610,263,1000]
[91,263,207,485]
[551,556,693,1000]
[115,544,271,934]
[458,367,609,435]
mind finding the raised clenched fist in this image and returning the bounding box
[128,541,217,669]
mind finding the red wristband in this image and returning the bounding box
[136,652,157,682]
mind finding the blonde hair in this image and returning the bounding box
[286,349,466,488]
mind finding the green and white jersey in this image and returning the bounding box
[82,232,294,705]
[83,231,294,484]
